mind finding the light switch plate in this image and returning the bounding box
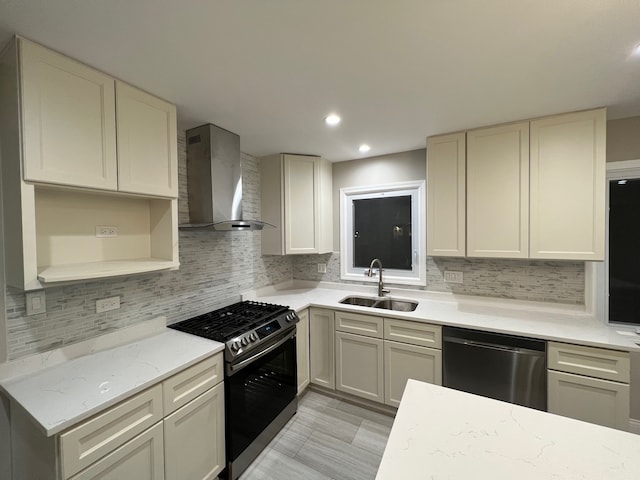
[26,290,46,316]
[96,296,121,313]
[317,263,327,273]
[444,270,464,284]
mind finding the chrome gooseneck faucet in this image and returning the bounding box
[367,258,390,297]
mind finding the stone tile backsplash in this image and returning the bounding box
[291,252,584,304]
[5,131,584,360]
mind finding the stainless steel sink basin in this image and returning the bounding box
[338,296,418,312]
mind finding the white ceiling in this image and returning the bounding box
[1,0,639,162]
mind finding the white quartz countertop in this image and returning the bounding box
[0,326,224,436]
[249,284,640,352]
[376,379,640,479]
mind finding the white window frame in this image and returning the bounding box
[593,159,640,326]
[340,180,426,286]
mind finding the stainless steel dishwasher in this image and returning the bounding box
[443,326,547,410]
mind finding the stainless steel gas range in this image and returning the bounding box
[169,300,299,480]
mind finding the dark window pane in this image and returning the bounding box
[609,179,640,326]
[353,196,412,270]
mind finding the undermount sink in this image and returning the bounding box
[339,296,418,312]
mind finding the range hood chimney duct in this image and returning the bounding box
[179,123,272,231]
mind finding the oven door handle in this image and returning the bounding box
[227,330,295,376]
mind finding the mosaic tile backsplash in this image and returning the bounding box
[5,132,585,360]
[5,132,293,360]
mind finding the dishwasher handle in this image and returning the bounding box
[444,335,545,356]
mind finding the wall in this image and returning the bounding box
[303,149,585,305]
[4,132,293,360]
[607,116,640,162]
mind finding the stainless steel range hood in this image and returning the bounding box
[179,123,272,231]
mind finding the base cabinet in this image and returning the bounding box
[309,308,335,389]
[335,332,384,402]
[384,341,442,408]
[296,309,310,393]
[164,382,225,480]
[70,423,164,480]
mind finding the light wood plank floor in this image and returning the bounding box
[239,390,395,480]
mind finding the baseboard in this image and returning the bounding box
[629,418,640,435]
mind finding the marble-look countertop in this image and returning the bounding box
[248,283,640,352]
[376,379,640,479]
[0,321,223,436]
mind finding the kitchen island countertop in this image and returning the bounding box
[376,379,640,479]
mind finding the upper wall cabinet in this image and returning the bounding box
[427,108,606,261]
[261,154,333,255]
[20,38,178,198]
[530,109,606,260]
[426,133,466,257]
[0,37,179,290]
[467,122,529,258]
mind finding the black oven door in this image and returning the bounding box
[225,327,297,476]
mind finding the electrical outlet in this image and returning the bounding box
[317,263,327,273]
[26,290,46,315]
[444,270,464,284]
[96,296,120,313]
[96,225,118,238]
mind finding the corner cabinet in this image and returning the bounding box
[0,36,179,290]
[261,154,333,255]
[426,108,605,261]
[11,353,225,480]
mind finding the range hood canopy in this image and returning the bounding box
[179,123,273,231]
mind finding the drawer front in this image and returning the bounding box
[163,353,223,415]
[335,311,383,338]
[60,384,163,479]
[548,342,630,383]
[384,318,442,348]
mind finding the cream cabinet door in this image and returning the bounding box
[384,341,442,408]
[467,122,529,258]
[20,38,118,190]
[70,423,164,480]
[548,370,629,431]
[296,309,311,393]
[530,108,606,260]
[427,133,466,256]
[164,382,225,480]
[335,331,384,402]
[116,81,178,198]
[283,154,319,254]
[309,308,335,389]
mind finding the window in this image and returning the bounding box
[596,160,640,327]
[340,181,426,286]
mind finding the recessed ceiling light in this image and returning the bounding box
[634,43,640,56]
[358,144,371,153]
[325,114,341,126]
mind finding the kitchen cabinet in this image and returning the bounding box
[426,108,606,261]
[0,37,179,290]
[10,353,225,480]
[335,331,384,402]
[466,122,529,258]
[530,108,606,260]
[309,308,335,389]
[383,318,442,408]
[547,342,630,430]
[296,309,310,393]
[261,153,333,255]
[426,132,466,257]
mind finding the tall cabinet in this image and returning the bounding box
[0,36,179,291]
[261,154,333,255]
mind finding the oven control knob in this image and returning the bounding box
[249,333,257,342]
[231,341,241,352]
[241,337,249,346]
